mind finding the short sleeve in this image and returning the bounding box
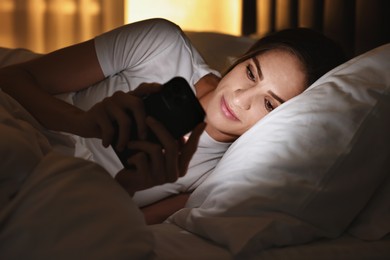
[94,18,219,91]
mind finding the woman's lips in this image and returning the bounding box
[221,96,240,121]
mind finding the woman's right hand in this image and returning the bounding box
[79,83,163,151]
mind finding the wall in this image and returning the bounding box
[0,0,124,53]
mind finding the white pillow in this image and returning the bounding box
[169,44,390,257]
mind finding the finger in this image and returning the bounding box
[92,93,128,148]
[94,105,116,148]
[108,91,145,148]
[115,152,151,196]
[106,101,132,151]
[127,141,166,185]
[126,95,148,140]
[132,82,163,97]
[106,91,147,147]
[127,152,151,184]
[145,117,179,182]
[131,84,162,140]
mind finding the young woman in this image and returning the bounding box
[0,18,345,223]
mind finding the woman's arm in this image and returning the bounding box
[141,193,191,225]
[0,40,106,138]
[0,40,151,149]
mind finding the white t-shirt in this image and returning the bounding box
[70,19,230,206]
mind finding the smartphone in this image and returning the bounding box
[113,77,206,168]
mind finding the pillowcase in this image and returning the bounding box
[169,43,390,257]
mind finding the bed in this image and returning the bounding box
[1,9,390,260]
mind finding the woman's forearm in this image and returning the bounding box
[0,66,92,136]
[0,40,105,137]
[141,193,191,225]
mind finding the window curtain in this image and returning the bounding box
[243,0,390,58]
[0,0,124,53]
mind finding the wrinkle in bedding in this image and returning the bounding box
[0,90,154,259]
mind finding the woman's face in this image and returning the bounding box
[206,49,307,142]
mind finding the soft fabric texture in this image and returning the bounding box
[348,173,390,240]
[169,44,390,257]
[0,86,77,211]
[0,91,154,259]
[0,47,41,66]
[0,152,154,260]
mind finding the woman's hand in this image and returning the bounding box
[141,193,192,225]
[79,83,162,151]
[115,117,206,196]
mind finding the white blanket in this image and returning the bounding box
[0,91,155,259]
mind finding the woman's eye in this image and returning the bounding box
[246,65,256,82]
[264,99,274,112]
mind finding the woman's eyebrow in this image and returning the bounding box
[267,90,285,104]
[252,57,263,80]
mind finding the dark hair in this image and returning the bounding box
[227,28,346,87]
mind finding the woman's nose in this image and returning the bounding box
[232,88,255,110]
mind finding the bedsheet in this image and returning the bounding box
[151,223,390,260]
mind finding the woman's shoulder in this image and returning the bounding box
[98,18,183,47]
[140,18,182,34]
[94,18,187,77]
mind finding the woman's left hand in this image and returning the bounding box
[115,117,206,196]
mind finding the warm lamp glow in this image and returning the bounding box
[125,0,242,36]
